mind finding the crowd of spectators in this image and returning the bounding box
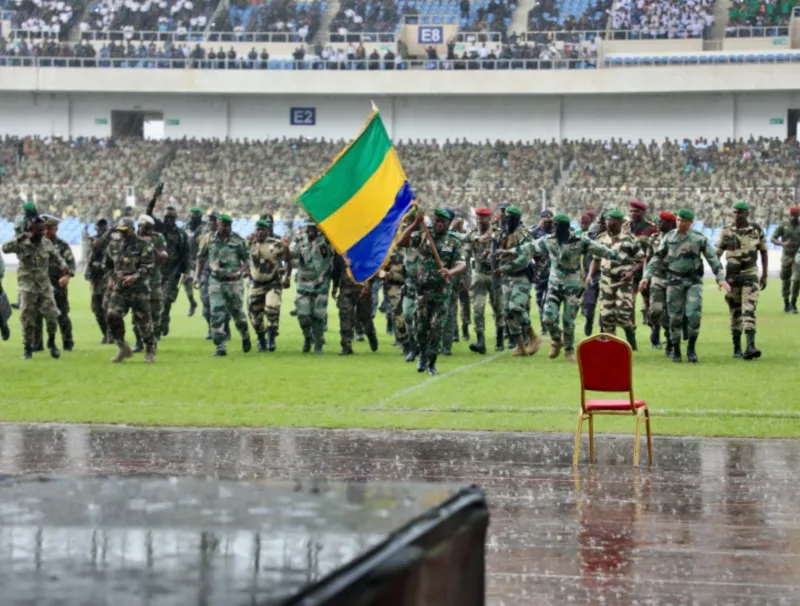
[329,0,398,39]
[608,0,714,39]
[1,136,798,228]
[79,0,215,34]
[528,0,611,33]
[8,0,82,39]
[726,0,797,35]
[211,0,324,43]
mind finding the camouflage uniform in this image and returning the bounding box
[643,230,725,347]
[197,226,229,334]
[595,231,643,334]
[290,231,333,352]
[715,223,767,334]
[183,220,205,310]
[248,236,288,338]
[332,255,377,351]
[34,235,76,349]
[623,218,657,323]
[105,234,156,355]
[529,224,554,332]
[381,250,408,347]
[411,230,463,357]
[402,238,422,354]
[0,255,10,340]
[156,224,189,335]
[443,232,471,349]
[86,231,112,340]
[644,231,669,338]
[134,231,166,347]
[771,221,800,307]
[532,234,618,354]
[2,235,67,352]
[196,230,251,353]
[580,228,603,333]
[463,228,505,343]
[497,229,532,343]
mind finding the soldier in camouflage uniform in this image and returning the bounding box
[9,201,39,311]
[86,219,112,343]
[195,213,252,357]
[397,209,466,376]
[622,201,657,325]
[465,207,505,354]
[715,201,768,360]
[589,209,644,350]
[332,254,378,355]
[401,213,422,363]
[182,207,205,317]
[103,217,157,363]
[496,206,540,357]
[196,212,230,340]
[2,216,70,359]
[248,217,290,352]
[380,249,409,355]
[581,212,605,337]
[641,209,730,364]
[529,210,555,336]
[0,254,10,341]
[769,205,800,313]
[643,212,677,354]
[442,214,471,353]
[532,214,618,362]
[132,215,167,354]
[33,217,76,351]
[290,222,333,355]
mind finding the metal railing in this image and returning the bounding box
[605,53,800,67]
[8,28,61,40]
[206,30,309,43]
[606,28,708,40]
[521,29,605,43]
[328,32,397,43]
[402,14,459,25]
[78,29,206,42]
[724,25,791,38]
[454,31,503,44]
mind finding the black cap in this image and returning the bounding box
[540,209,554,218]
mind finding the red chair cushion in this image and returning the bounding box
[586,399,646,411]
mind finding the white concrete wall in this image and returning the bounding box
[1,91,798,142]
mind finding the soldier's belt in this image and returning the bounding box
[212,274,240,282]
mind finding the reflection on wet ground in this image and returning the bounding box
[1,424,799,605]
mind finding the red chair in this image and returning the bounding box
[574,333,652,467]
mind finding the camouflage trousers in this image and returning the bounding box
[34,285,72,347]
[160,271,182,333]
[470,272,504,334]
[19,287,60,347]
[384,283,408,344]
[444,274,471,345]
[648,277,669,329]
[534,278,548,329]
[182,275,195,302]
[296,287,328,342]
[134,284,163,341]
[415,288,450,357]
[502,276,531,338]
[90,279,108,337]
[667,281,703,342]
[598,274,635,334]
[107,287,154,347]
[248,281,282,334]
[402,291,417,346]
[725,281,759,333]
[209,278,250,348]
[780,255,800,300]
[542,281,583,352]
[582,274,600,318]
[338,284,375,347]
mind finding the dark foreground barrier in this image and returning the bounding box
[0,475,488,606]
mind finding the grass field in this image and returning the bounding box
[0,272,798,438]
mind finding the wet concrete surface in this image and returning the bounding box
[1,424,799,605]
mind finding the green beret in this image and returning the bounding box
[604,209,624,220]
[165,205,177,212]
[732,201,750,211]
[553,213,570,223]
[190,206,203,214]
[506,206,522,217]
[434,209,451,220]
[677,209,695,221]
[255,219,272,228]
[218,213,233,224]
[22,202,36,212]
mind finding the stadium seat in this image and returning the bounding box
[574,333,652,467]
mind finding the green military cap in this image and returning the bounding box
[732,201,750,211]
[218,213,233,224]
[190,206,203,214]
[604,209,625,220]
[434,209,451,220]
[255,219,272,228]
[553,213,570,223]
[677,209,695,221]
[165,205,177,212]
[22,202,36,212]
[506,206,522,216]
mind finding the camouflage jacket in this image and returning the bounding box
[644,231,667,280]
[715,223,767,284]
[771,222,800,260]
[410,230,463,292]
[105,234,155,293]
[48,236,76,285]
[595,232,644,280]
[197,232,250,282]
[529,224,555,281]
[185,221,206,268]
[643,230,724,285]
[531,233,618,287]
[623,218,658,240]
[383,249,405,285]
[2,235,68,293]
[496,229,531,279]
[463,228,497,275]
[159,225,190,276]
[291,233,333,294]
[86,232,112,284]
[403,235,423,293]
[142,231,167,287]
[250,237,288,285]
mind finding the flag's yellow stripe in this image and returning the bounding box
[319,147,406,252]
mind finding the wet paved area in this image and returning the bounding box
[1,424,799,605]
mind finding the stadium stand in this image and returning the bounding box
[328,0,399,41]
[209,0,325,43]
[727,0,797,35]
[80,0,216,34]
[608,0,714,39]
[7,0,84,39]
[527,0,611,32]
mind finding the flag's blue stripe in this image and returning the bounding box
[345,181,415,283]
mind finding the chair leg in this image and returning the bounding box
[573,412,584,466]
[645,408,653,466]
[588,414,595,464]
[633,409,642,468]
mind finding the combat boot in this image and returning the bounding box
[242,334,252,353]
[63,337,74,352]
[338,344,353,356]
[742,331,761,360]
[22,345,32,360]
[302,334,312,353]
[452,328,459,343]
[112,340,133,363]
[671,340,682,363]
[266,326,277,351]
[386,315,394,336]
[507,333,516,348]
[686,337,699,363]
[469,332,486,355]
[426,354,438,376]
[784,297,791,313]
[792,297,799,314]
[225,321,231,341]
[650,324,661,349]
[494,327,504,351]
[511,340,527,357]
[548,339,563,360]
[1,319,10,341]
[256,332,267,353]
[682,318,689,341]
[462,323,469,341]
[584,312,594,337]
[524,327,542,356]
[355,329,365,342]
[213,347,227,357]
[367,331,379,352]
[564,350,576,363]
[188,298,197,317]
[47,335,60,359]
[416,353,427,373]
[143,345,156,363]
[401,341,410,357]
[405,343,418,362]
[132,329,144,353]
[624,327,638,351]
[732,331,742,358]
[442,342,452,356]
[33,343,44,353]
[313,324,325,355]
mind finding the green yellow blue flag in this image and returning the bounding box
[296,106,414,283]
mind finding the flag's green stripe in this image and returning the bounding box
[298,115,392,223]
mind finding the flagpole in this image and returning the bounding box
[419,219,450,284]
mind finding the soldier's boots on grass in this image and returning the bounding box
[339,344,353,356]
[416,353,427,373]
[144,345,156,363]
[686,337,699,363]
[525,327,542,356]
[548,339,563,360]
[266,326,277,351]
[367,331,379,352]
[112,340,133,363]
[671,340,682,363]
[405,344,418,362]
[624,327,638,352]
[47,335,60,359]
[650,325,661,349]
[462,323,469,341]
[494,327,504,351]
[469,331,486,355]
[742,331,761,361]
[256,332,267,353]
[427,354,438,376]
[732,331,743,358]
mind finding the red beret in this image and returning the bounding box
[475,207,492,217]
[579,214,592,222]
[585,209,598,217]
[629,200,647,211]
[790,206,800,214]
[659,211,677,221]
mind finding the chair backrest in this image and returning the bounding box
[577,333,633,394]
